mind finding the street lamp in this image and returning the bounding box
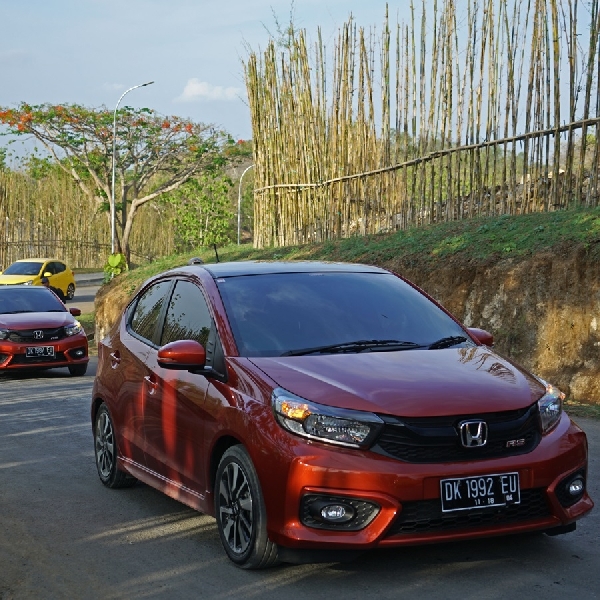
[237,164,254,245]
[111,81,154,254]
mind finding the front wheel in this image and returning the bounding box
[94,403,135,489]
[215,445,279,569]
[66,283,75,300]
[68,363,87,377]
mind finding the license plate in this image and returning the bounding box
[440,472,520,512]
[26,346,55,358]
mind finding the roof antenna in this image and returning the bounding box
[213,244,220,263]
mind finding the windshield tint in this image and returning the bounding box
[3,262,44,276]
[216,272,468,357]
[0,287,67,314]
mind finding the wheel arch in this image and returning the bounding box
[90,396,105,431]
[209,435,244,497]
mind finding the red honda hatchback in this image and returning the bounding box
[0,285,88,376]
[91,261,593,568]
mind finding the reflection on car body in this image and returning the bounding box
[91,261,593,569]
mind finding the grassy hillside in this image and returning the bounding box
[97,206,600,420]
[116,206,600,296]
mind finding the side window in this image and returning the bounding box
[160,280,212,347]
[42,262,53,275]
[130,280,172,343]
[53,261,66,274]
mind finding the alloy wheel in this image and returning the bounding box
[95,410,115,479]
[218,461,254,555]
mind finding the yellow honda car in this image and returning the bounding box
[0,258,76,301]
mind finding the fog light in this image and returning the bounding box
[569,478,584,496]
[73,349,85,358]
[301,494,380,531]
[556,469,586,507]
[321,504,354,523]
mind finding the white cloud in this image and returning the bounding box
[175,78,242,103]
[103,83,126,91]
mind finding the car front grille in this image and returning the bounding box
[372,404,541,463]
[386,488,551,536]
[7,328,66,343]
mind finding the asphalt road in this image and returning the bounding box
[0,363,599,598]
[70,273,103,314]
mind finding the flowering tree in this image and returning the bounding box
[0,103,232,261]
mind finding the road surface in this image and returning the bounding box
[0,359,598,599]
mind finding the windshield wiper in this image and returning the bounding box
[428,335,468,350]
[281,339,423,356]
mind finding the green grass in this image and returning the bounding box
[114,206,600,291]
[564,400,600,420]
[94,206,600,416]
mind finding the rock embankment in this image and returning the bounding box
[95,242,600,404]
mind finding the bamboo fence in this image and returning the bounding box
[245,0,600,248]
[0,170,173,269]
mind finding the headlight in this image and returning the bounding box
[272,387,383,448]
[64,320,83,337]
[0,329,8,340]
[538,382,564,433]
[23,280,34,285]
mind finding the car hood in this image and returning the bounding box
[0,275,37,284]
[0,312,73,329]
[248,347,545,417]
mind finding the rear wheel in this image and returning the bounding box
[94,403,136,488]
[66,283,75,300]
[215,445,279,569]
[68,363,87,377]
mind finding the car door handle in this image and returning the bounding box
[144,375,158,394]
[109,352,121,368]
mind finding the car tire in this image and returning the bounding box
[68,363,88,377]
[215,445,279,569]
[66,283,75,300]
[94,403,136,489]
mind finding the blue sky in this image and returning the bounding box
[0,0,394,142]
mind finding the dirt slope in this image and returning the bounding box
[95,241,600,404]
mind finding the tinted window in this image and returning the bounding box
[130,281,171,342]
[51,261,66,274]
[217,272,467,357]
[160,280,212,347]
[0,287,66,313]
[3,261,44,276]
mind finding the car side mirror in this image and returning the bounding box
[44,271,52,277]
[69,307,81,317]
[467,327,494,346]
[157,339,210,373]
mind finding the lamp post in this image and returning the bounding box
[237,164,254,245]
[111,81,154,254]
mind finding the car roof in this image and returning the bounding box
[0,284,55,293]
[12,258,58,263]
[176,260,389,278]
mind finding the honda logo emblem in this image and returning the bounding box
[459,420,488,448]
[33,330,44,340]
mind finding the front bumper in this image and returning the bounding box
[0,334,89,371]
[263,412,593,549]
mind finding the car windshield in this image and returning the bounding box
[2,261,44,276]
[0,287,66,314]
[216,271,470,357]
